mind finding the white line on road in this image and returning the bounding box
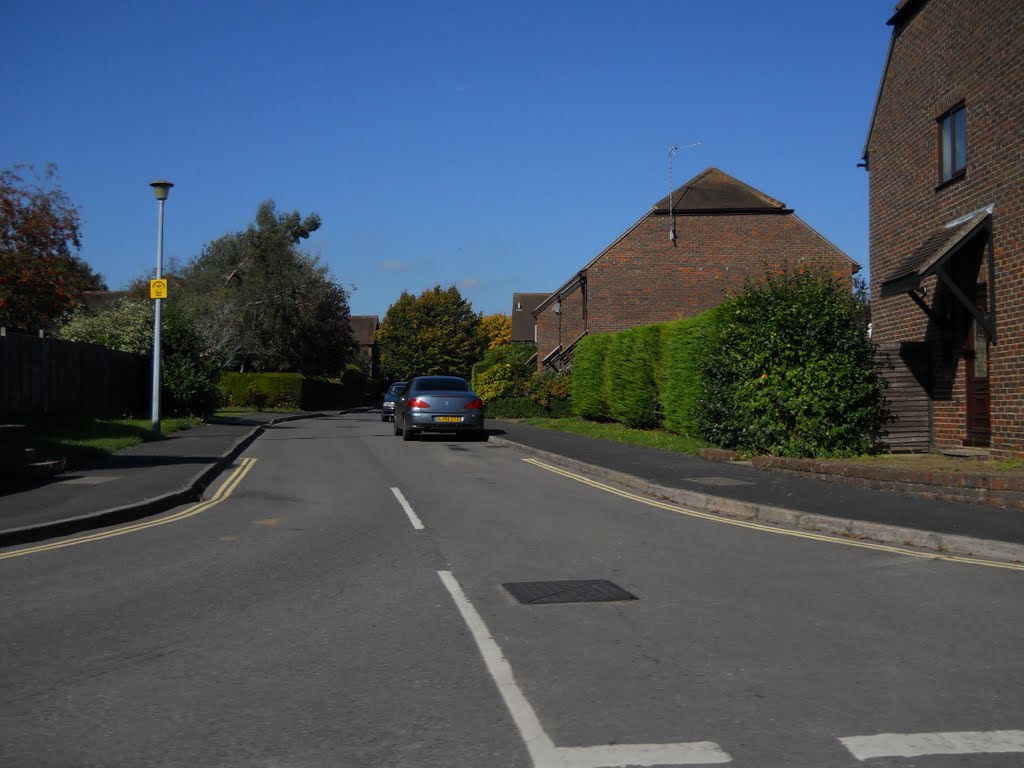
[840,730,1024,760]
[437,570,731,767]
[390,487,424,530]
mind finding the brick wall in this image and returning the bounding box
[536,209,856,370]
[866,0,1024,456]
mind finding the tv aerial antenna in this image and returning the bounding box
[668,141,702,242]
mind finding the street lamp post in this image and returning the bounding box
[149,180,173,436]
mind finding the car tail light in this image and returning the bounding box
[464,398,483,410]
[407,398,430,408]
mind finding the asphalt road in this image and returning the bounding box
[2,413,1022,768]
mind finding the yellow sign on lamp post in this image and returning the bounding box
[149,279,168,299]
[149,180,173,436]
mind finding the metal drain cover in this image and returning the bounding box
[502,579,637,604]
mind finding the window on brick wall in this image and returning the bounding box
[938,103,967,184]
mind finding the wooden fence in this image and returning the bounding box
[875,342,932,453]
[0,333,148,420]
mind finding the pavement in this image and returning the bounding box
[2,410,1024,564]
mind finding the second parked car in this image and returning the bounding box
[393,375,485,441]
[381,381,407,421]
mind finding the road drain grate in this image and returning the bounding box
[502,579,637,604]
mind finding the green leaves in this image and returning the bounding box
[56,298,222,417]
[57,297,153,355]
[377,285,488,380]
[695,268,884,457]
[177,200,358,375]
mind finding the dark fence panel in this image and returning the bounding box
[0,334,148,420]
[876,341,932,453]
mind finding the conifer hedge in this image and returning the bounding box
[570,333,612,420]
[606,324,664,428]
[660,308,724,438]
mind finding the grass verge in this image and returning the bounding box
[516,416,708,454]
[23,416,200,470]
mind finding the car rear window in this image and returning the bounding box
[388,383,407,394]
[416,377,469,392]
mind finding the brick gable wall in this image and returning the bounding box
[867,0,1024,456]
[536,210,855,369]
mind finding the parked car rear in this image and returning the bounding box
[393,376,485,441]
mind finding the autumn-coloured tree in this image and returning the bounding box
[377,285,488,380]
[480,313,512,349]
[0,164,105,331]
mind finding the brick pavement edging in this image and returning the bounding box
[749,456,1024,511]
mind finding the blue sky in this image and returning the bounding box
[4,1,895,319]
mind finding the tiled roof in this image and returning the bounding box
[880,208,991,296]
[512,293,548,341]
[651,167,787,214]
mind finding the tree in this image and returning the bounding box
[377,285,488,380]
[480,313,512,349]
[177,200,358,375]
[0,163,105,331]
[56,297,223,417]
[56,296,151,354]
[695,266,885,458]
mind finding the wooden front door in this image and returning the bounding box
[964,285,991,446]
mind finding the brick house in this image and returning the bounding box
[863,0,1023,456]
[349,315,380,380]
[533,167,859,370]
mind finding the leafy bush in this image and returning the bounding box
[245,385,268,411]
[221,372,356,410]
[57,298,152,354]
[660,308,724,438]
[471,343,535,398]
[221,373,303,408]
[475,363,524,402]
[571,334,611,420]
[161,312,224,417]
[484,397,547,419]
[58,298,222,418]
[526,369,572,410]
[695,267,884,458]
[546,397,573,418]
[605,324,663,429]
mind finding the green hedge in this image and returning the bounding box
[660,308,723,438]
[484,396,547,419]
[571,334,612,420]
[606,324,663,429]
[220,371,363,410]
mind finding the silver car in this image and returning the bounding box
[393,376,485,441]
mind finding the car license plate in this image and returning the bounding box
[436,416,462,423]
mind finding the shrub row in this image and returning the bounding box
[221,366,367,411]
[484,395,573,420]
[569,267,885,458]
[570,308,723,432]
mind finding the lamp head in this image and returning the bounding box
[149,180,174,201]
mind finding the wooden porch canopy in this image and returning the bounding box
[879,206,996,343]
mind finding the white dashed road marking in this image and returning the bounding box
[390,487,424,530]
[840,730,1024,760]
[437,570,731,767]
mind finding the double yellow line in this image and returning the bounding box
[0,458,257,560]
[524,458,1024,572]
